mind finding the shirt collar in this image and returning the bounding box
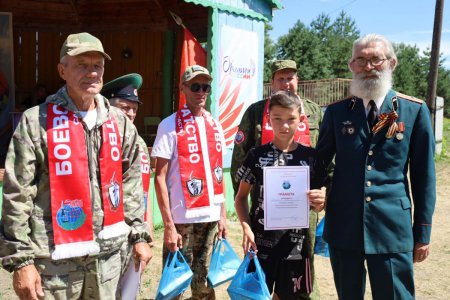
[362,96,384,114]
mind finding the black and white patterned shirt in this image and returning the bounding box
[236,142,321,260]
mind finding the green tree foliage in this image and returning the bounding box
[436,65,450,117]
[266,10,450,115]
[263,23,277,82]
[277,20,332,80]
[274,11,358,80]
[393,43,429,99]
[328,11,359,78]
[393,45,450,116]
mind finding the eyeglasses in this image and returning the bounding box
[352,57,389,67]
[184,83,211,93]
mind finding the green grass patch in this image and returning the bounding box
[436,117,450,161]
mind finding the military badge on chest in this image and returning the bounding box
[341,121,356,135]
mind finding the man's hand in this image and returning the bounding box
[132,242,153,272]
[218,214,228,239]
[242,225,257,254]
[13,264,44,300]
[413,242,430,263]
[164,225,182,252]
[308,189,325,212]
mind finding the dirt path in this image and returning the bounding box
[1,161,449,299]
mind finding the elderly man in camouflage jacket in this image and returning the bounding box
[231,60,324,300]
[0,32,151,300]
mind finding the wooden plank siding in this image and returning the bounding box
[12,30,165,135]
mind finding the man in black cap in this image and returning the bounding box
[102,73,143,123]
[102,73,154,275]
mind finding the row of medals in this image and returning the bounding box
[387,121,405,140]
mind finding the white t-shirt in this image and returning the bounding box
[79,109,97,130]
[151,112,226,224]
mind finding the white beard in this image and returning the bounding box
[350,68,393,100]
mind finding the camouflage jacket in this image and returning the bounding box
[0,86,150,271]
[230,98,323,193]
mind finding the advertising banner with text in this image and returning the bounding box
[217,25,259,167]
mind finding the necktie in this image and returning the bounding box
[367,100,378,129]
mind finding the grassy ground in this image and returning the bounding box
[436,117,450,160]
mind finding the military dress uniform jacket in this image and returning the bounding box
[0,86,150,271]
[315,90,436,254]
[230,97,323,193]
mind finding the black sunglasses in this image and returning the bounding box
[184,83,211,93]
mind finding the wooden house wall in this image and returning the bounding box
[13,29,165,134]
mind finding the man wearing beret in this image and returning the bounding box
[231,59,323,299]
[102,73,154,275]
[314,34,436,299]
[152,65,227,299]
[0,32,151,299]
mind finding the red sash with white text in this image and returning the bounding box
[47,104,127,260]
[139,144,151,222]
[176,105,224,218]
[98,115,129,239]
[261,98,311,146]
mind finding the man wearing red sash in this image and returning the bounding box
[102,73,154,273]
[0,32,151,300]
[152,65,227,300]
[230,60,324,300]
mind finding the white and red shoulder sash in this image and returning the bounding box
[261,98,311,146]
[176,105,224,218]
[47,103,128,260]
[139,144,151,223]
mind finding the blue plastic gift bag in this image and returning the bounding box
[155,250,193,300]
[207,238,242,288]
[227,251,271,300]
[314,216,330,257]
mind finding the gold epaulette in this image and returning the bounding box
[396,92,424,104]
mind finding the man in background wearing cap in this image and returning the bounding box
[230,59,323,299]
[0,32,151,299]
[102,73,154,274]
[152,65,227,299]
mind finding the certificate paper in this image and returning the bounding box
[263,166,310,230]
[120,261,141,300]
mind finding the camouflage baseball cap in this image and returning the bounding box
[181,65,212,83]
[271,59,297,74]
[60,32,111,60]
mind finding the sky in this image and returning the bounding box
[269,0,450,68]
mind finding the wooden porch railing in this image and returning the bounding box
[263,78,352,107]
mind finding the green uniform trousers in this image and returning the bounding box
[329,246,414,300]
[35,249,122,299]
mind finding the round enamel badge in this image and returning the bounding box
[234,130,245,144]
